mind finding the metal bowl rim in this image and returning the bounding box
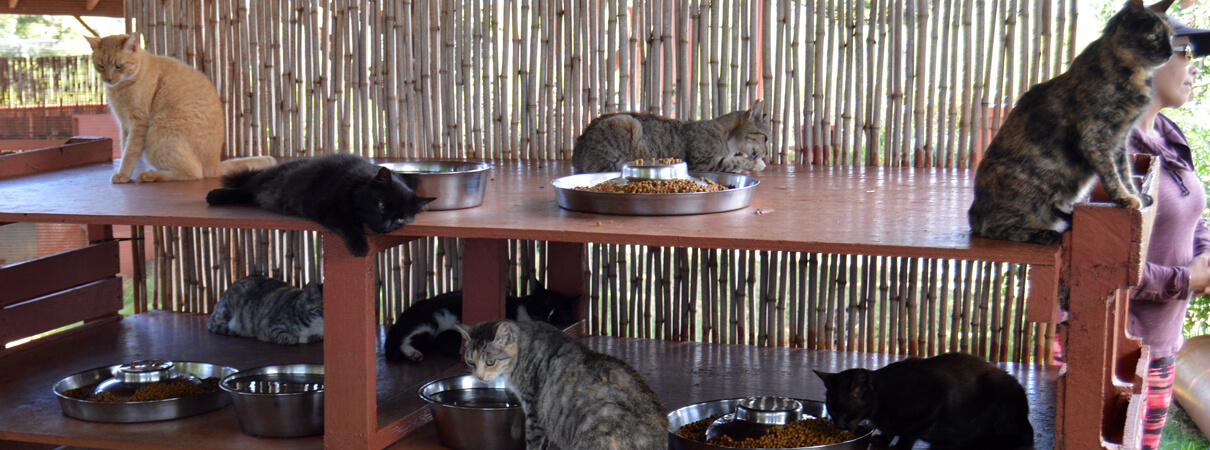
[379,161,493,174]
[551,171,760,196]
[219,363,325,397]
[418,374,522,411]
[668,397,872,450]
[52,361,237,404]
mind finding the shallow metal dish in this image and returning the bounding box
[668,398,872,450]
[53,361,237,423]
[552,171,759,216]
[221,363,324,438]
[379,161,492,210]
[419,374,525,450]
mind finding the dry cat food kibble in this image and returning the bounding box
[574,178,731,194]
[632,158,684,165]
[675,415,858,448]
[63,377,221,402]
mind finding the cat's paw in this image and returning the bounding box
[137,171,165,182]
[752,158,767,171]
[1116,194,1147,209]
[111,172,132,183]
[405,349,424,361]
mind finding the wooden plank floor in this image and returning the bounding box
[0,311,1057,449]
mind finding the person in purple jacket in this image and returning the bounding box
[1128,16,1210,450]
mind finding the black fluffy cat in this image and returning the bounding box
[206,154,434,257]
[814,353,1034,450]
[384,286,577,362]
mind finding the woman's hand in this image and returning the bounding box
[1188,253,1210,296]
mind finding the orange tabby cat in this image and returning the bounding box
[86,34,274,183]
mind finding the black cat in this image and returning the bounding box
[384,285,578,362]
[814,353,1034,450]
[206,154,434,257]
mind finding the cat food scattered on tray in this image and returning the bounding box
[574,178,732,194]
[632,158,684,165]
[63,378,221,403]
[674,415,857,448]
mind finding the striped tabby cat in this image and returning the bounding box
[457,320,668,450]
[207,275,323,345]
[571,100,770,174]
[969,0,1175,245]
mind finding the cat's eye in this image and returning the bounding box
[395,218,405,224]
[377,201,385,210]
[1148,33,1160,42]
[95,64,104,70]
[486,359,496,366]
[115,64,125,70]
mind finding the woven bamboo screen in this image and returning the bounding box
[129,0,1077,363]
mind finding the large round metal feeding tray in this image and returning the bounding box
[52,361,237,423]
[668,398,872,450]
[379,161,492,210]
[551,171,759,215]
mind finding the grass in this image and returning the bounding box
[1162,401,1210,450]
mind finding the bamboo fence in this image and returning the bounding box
[122,0,1079,364]
[0,55,108,138]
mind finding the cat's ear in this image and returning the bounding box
[851,370,873,397]
[373,166,394,185]
[813,369,834,388]
[748,99,766,122]
[495,321,518,345]
[122,34,140,53]
[417,196,437,208]
[454,323,472,341]
[304,281,323,298]
[1147,0,1175,12]
[85,36,101,50]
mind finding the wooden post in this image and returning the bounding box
[546,241,588,324]
[321,230,378,449]
[462,238,507,325]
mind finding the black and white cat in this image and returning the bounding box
[207,275,324,345]
[383,285,577,362]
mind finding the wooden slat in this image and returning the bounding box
[0,277,121,344]
[0,138,112,180]
[0,240,119,308]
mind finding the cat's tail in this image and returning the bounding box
[217,156,277,177]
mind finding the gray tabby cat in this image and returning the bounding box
[207,275,323,345]
[571,100,771,174]
[456,320,668,450]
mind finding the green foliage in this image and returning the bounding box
[0,15,125,56]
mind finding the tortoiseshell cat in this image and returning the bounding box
[969,0,1175,245]
[206,154,434,257]
[814,353,1034,449]
[571,100,770,174]
[457,320,668,450]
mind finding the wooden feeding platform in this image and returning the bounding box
[0,137,1154,449]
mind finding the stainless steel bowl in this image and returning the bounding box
[668,398,872,450]
[620,161,691,182]
[419,375,525,450]
[552,171,759,216]
[705,396,805,441]
[220,364,324,438]
[379,161,491,210]
[53,361,237,423]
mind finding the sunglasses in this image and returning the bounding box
[1173,44,1196,63]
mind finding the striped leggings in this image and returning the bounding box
[1141,355,1176,450]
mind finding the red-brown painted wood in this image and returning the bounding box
[0,277,121,343]
[546,241,588,322]
[322,231,380,449]
[0,240,119,308]
[462,238,508,325]
[0,160,1060,265]
[0,138,112,180]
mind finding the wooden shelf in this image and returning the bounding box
[0,310,1058,449]
[0,311,460,450]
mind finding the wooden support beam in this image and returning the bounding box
[0,0,121,17]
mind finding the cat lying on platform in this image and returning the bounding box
[207,275,323,345]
